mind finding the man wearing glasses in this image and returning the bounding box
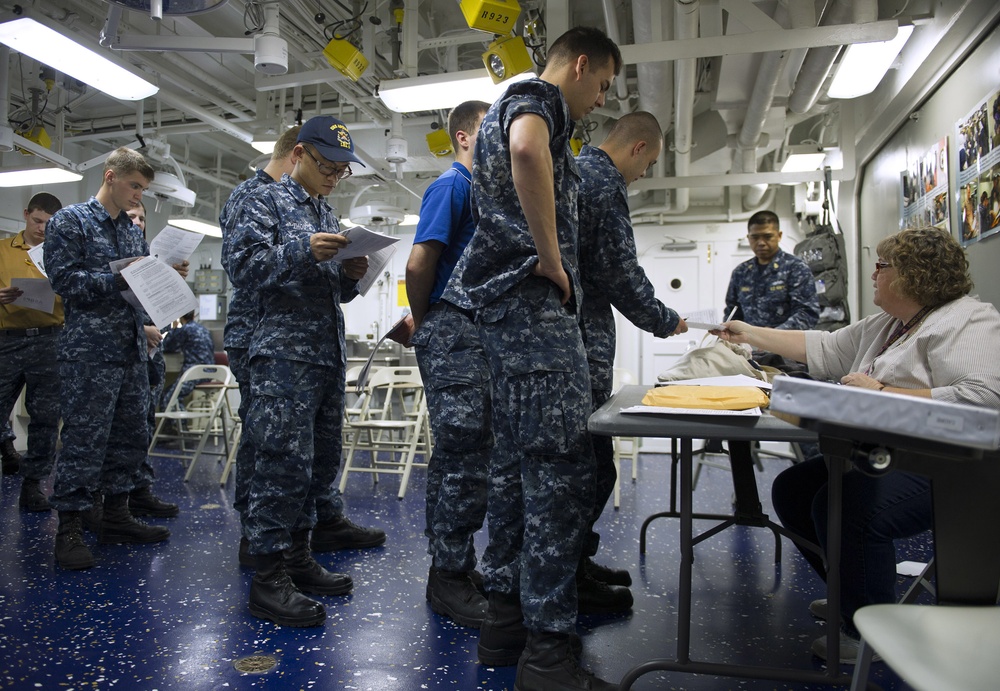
[725,209,819,334]
[224,116,370,627]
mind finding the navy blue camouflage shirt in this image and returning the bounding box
[724,249,819,330]
[442,78,582,310]
[162,320,216,370]
[577,145,680,392]
[220,168,273,350]
[222,173,359,367]
[45,197,150,362]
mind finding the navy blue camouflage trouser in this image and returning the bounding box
[412,303,491,573]
[477,276,595,634]
[244,356,345,554]
[52,360,149,510]
[0,332,60,481]
[132,349,165,491]
[230,348,345,536]
[583,386,615,559]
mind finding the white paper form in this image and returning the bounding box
[120,256,198,330]
[355,245,397,297]
[334,225,400,261]
[661,374,772,390]
[9,277,55,314]
[149,225,204,268]
[27,244,47,277]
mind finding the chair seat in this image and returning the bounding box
[156,411,216,421]
[854,604,1000,691]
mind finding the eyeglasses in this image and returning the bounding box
[303,147,352,180]
[874,260,892,273]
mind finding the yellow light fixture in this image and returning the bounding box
[460,0,521,34]
[0,15,158,101]
[323,37,369,82]
[426,129,454,158]
[483,35,533,84]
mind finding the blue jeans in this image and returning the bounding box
[771,455,932,636]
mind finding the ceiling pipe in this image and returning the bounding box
[631,185,777,225]
[669,0,698,215]
[632,0,672,182]
[787,0,866,114]
[601,0,631,112]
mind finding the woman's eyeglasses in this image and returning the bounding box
[874,260,892,273]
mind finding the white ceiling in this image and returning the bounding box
[0,0,933,224]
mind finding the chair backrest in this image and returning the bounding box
[356,366,423,421]
[179,364,232,387]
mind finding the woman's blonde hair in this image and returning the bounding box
[876,226,972,306]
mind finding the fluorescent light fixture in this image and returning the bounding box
[377,69,535,114]
[169,217,222,238]
[828,24,914,99]
[400,214,420,226]
[0,16,158,101]
[780,145,827,174]
[251,138,277,155]
[0,165,82,187]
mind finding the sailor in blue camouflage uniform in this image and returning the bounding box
[398,100,492,628]
[725,210,819,331]
[160,310,215,408]
[125,201,179,519]
[220,125,384,571]
[45,147,186,570]
[576,112,688,606]
[224,116,370,628]
[440,27,622,691]
[0,192,63,510]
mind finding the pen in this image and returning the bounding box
[724,306,737,324]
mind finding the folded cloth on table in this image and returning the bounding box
[642,385,770,411]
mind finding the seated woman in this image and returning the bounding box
[715,226,1000,664]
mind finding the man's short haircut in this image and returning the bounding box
[604,111,662,148]
[26,192,62,215]
[548,27,623,76]
[272,125,302,161]
[105,146,155,182]
[747,210,780,231]
[448,101,490,149]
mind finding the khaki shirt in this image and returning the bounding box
[0,230,64,329]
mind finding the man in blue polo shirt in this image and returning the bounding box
[401,100,491,628]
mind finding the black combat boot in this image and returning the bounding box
[128,486,179,517]
[238,536,254,568]
[310,515,386,551]
[576,568,633,615]
[55,511,95,570]
[0,439,21,475]
[582,556,632,586]
[283,530,353,595]
[99,493,170,544]
[478,591,529,666]
[248,551,326,627]
[427,566,488,628]
[81,492,102,533]
[514,630,618,691]
[19,478,51,512]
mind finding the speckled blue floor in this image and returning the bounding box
[0,444,925,690]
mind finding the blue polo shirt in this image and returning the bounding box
[412,162,474,305]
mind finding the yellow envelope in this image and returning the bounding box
[642,385,770,411]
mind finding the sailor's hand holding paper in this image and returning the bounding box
[342,256,368,281]
[309,232,351,261]
[171,260,190,279]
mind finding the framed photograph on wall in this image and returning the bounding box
[955,90,1000,246]
[901,138,949,232]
